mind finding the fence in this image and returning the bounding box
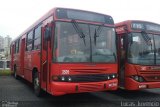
[0,60,10,70]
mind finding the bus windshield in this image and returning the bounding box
[128,32,160,65]
[53,21,116,63]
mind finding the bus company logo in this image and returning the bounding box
[62,70,70,75]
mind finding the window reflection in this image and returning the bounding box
[128,33,160,65]
[54,22,116,63]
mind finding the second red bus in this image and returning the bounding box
[116,20,160,90]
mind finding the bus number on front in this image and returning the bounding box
[62,70,70,75]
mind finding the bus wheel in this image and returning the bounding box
[34,72,42,97]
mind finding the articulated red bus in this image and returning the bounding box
[116,20,160,90]
[10,7,118,96]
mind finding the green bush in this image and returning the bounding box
[0,70,12,76]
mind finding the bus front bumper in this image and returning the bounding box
[125,78,160,90]
[50,79,118,96]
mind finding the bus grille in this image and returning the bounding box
[145,76,160,82]
[68,74,116,82]
[139,71,160,81]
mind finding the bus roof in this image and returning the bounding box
[116,20,160,27]
[116,20,160,34]
[12,7,113,42]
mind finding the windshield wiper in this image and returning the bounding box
[71,20,86,46]
[94,24,104,45]
[113,52,117,61]
[94,29,98,45]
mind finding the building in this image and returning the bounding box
[4,35,12,59]
[4,35,12,49]
[0,35,12,60]
[0,36,4,51]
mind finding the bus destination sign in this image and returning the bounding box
[131,22,160,32]
[56,8,114,25]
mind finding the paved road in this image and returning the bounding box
[0,76,160,107]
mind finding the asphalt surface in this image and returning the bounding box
[0,76,160,107]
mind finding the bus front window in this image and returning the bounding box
[53,21,116,63]
[127,32,160,65]
[154,35,160,65]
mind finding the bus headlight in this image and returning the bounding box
[61,76,65,81]
[139,76,145,82]
[133,76,139,81]
[61,76,72,82]
[112,74,116,78]
[107,76,110,80]
[68,77,72,81]
[108,74,117,79]
[52,76,72,82]
[132,75,145,82]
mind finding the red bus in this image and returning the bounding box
[10,7,118,96]
[116,20,160,90]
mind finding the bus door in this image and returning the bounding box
[41,24,52,92]
[119,34,127,87]
[20,38,25,77]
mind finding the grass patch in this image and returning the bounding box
[0,69,12,76]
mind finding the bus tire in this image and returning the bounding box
[33,72,42,97]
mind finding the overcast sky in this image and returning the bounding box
[0,0,160,39]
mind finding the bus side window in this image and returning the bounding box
[26,30,34,51]
[43,26,51,50]
[33,24,42,50]
[15,39,20,53]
